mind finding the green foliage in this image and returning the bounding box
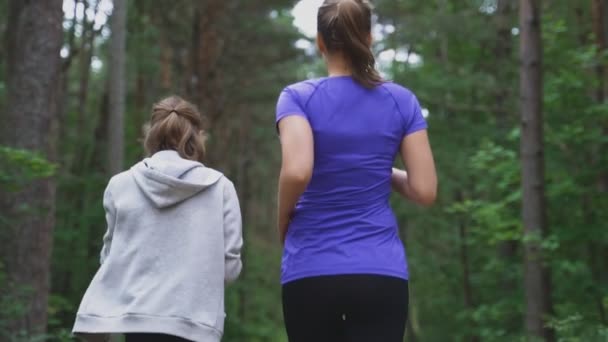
[0,262,32,341]
[0,147,56,341]
[0,147,56,192]
[378,0,608,340]
[548,314,608,342]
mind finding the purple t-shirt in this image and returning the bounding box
[275,76,427,284]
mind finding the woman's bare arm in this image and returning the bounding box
[391,130,437,206]
[277,116,314,244]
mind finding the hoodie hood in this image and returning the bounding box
[132,150,223,208]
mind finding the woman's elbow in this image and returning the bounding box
[417,190,437,207]
[412,181,437,207]
[281,167,312,186]
[225,258,242,284]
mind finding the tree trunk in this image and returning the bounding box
[591,0,608,193]
[235,103,250,321]
[592,0,607,103]
[1,0,63,335]
[160,34,173,92]
[494,0,514,133]
[590,0,608,324]
[196,0,226,125]
[108,0,127,175]
[56,0,80,143]
[454,189,480,342]
[519,1,554,340]
[493,1,521,332]
[77,0,101,134]
[459,221,480,342]
[93,84,111,171]
[71,0,102,174]
[406,295,420,341]
[188,7,201,100]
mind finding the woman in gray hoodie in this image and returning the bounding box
[73,96,243,342]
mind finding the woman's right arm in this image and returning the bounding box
[392,130,437,207]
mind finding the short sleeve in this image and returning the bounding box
[276,87,307,126]
[404,95,428,136]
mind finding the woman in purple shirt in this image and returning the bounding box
[276,0,437,341]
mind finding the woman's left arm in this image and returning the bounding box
[277,115,314,245]
[100,185,116,265]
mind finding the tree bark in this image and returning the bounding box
[77,0,101,134]
[1,0,63,335]
[493,2,521,333]
[592,0,607,103]
[57,0,80,142]
[519,1,554,340]
[454,190,480,342]
[188,7,201,100]
[196,0,226,124]
[70,0,103,175]
[494,0,515,132]
[108,0,127,175]
[591,0,608,193]
[235,103,251,321]
[459,221,480,342]
[590,0,608,324]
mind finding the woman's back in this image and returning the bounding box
[277,2,436,341]
[276,76,427,283]
[73,96,243,342]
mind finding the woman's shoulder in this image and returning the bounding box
[105,169,133,191]
[278,78,328,110]
[379,81,422,114]
[379,81,416,100]
[282,78,328,97]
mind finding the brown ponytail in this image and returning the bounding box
[318,0,382,88]
[144,96,207,163]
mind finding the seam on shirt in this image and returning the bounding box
[379,83,408,130]
[300,78,329,112]
[75,313,223,335]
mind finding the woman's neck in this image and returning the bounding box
[325,53,352,77]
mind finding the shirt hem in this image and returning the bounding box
[281,267,408,285]
[73,313,222,342]
[404,123,428,136]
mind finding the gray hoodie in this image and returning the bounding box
[73,150,243,342]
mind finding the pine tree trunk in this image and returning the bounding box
[108,0,127,175]
[77,0,99,135]
[196,0,226,125]
[188,7,201,100]
[459,221,479,342]
[235,103,250,321]
[1,0,63,335]
[592,0,606,104]
[57,0,80,139]
[519,1,554,340]
[160,34,173,92]
[591,0,608,193]
[73,0,102,174]
[590,0,608,325]
[494,0,514,133]
[493,1,521,333]
[454,189,480,342]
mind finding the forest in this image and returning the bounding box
[0,0,607,341]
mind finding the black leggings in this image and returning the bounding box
[282,274,409,342]
[125,333,192,342]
